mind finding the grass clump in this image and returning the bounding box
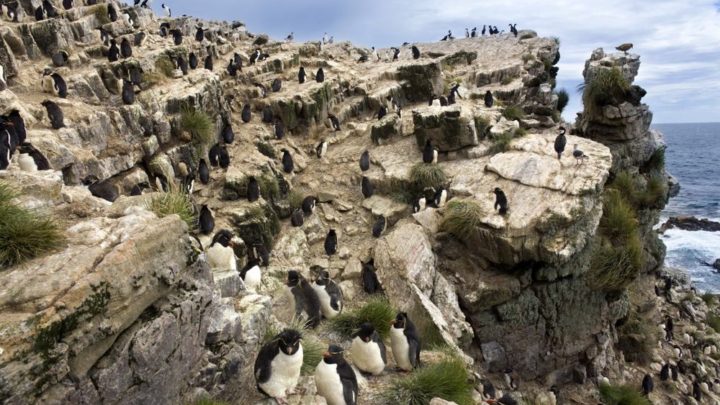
[501,105,525,121]
[287,190,305,210]
[180,107,214,145]
[410,163,447,191]
[382,356,473,405]
[702,292,715,306]
[256,141,276,159]
[489,131,514,154]
[148,191,196,229]
[708,315,720,333]
[636,175,667,209]
[474,116,491,138]
[556,88,569,112]
[258,174,280,201]
[187,398,229,405]
[155,54,176,78]
[328,297,395,339]
[93,4,111,24]
[439,199,484,243]
[617,311,659,364]
[599,190,638,241]
[643,148,665,173]
[581,67,630,115]
[598,383,651,405]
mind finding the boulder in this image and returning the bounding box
[413,106,479,152]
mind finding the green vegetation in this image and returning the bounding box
[643,148,665,173]
[556,89,569,112]
[258,174,280,201]
[598,383,651,405]
[93,4,111,25]
[489,131,514,154]
[581,67,630,115]
[246,204,281,247]
[0,182,64,269]
[256,141,277,159]
[439,199,484,243]
[413,312,447,350]
[702,292,715,306]
[180,107,214,145]
[382,356,473,405]
[287,190,305,210]
[148,191,196,228]
[599,190,638,241]
[609,171,667,210]
[155,54,176,78]
[328,297,395,339]
[410,163,447,191]
[253,35,269,46]
[500,76,514,85]
[501,105,525,121]
[473,116,490,138]
[707,314,720,333]
[300,336,325,375]
[617,310,659,364]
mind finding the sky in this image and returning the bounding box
[153,0,720,124]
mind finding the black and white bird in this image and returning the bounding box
[573,144,589,164]
[471,27,477,37]
[481,380,497,400]
[161,3,171,17]
[390,312,421,371]
[121,79,134,105]
[34,5,46,21]
[493,187,508,215]
[287,270,322,328]
[302,196,317,216]
[316,139,328,158]
[316,67,325,83]
[204,53,213,71]
[199,204,215,235]
[271,78,282,92]
[241,104,252,123]
[641,374,653,395]
[198,159,210,184]
[206,229,239,272]
[324,229,338,256]
[291,209,304,227]
[465,28,470,38]
[422,140,438,164]
[328,114,341,131]
[361,259,383,294]
[274,119,285,139]
[255,329,304,403]
[221,118,234,144]
[554,126,567,160]
[361,176,374,198]
[391,47,400,61]
[377,105,387,120]
[62,0,73,10]
[315,344,358,405]
[189,52,198,69]
[49,72,67,98]
[285,32,294,42]
[312,270,343,319]
[411,45,420,59]
[372,216,386,238]
[240,257,262,291]
[359,150,370,172]
[247,176,260,202]
[349,323,386,375]
[195,26,205,42]
[281,149,294,173]
[660,363,670,381]
[484,90,494,108]
[108,39,120,62]
[298,66,306,83]
[433,187,448,208]
[41,100,64,129]
[413,197,427,213]
[218,145,230,169]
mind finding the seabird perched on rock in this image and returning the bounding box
[314,344,357,405]
[616,43,633,54]
[285,32,294,42]
[641,374,653,395]
[255,329,303,403]
[465,28,470,38]
[572,144,589,164]
[411,45,420,59]
[493,187,508,215]
[471,27,477,37]
[161,3,170,17]
[554,126,567,160]
[328,113,341,131]
[298,66,306,83]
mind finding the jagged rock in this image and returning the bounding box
[370,114,402,145]
[413,106,479,152]
[429,398,459,405]
[396,61,443,102]
[660,216,720,233]
[361,195,407,224]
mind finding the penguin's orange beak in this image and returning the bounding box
[322,351,330,359]
[390,320,396,325]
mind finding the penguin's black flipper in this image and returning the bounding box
[325,280,343,312]
[338,361,359,405]
[254,341,279,384]
[372,331,387,364]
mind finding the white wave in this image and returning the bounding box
[661,229,720,292]
[662,229,720,259]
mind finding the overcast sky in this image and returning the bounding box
[155,0,720,124]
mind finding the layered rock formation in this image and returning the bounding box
[0,1,685,404]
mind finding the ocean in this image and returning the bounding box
[655,122,720,292]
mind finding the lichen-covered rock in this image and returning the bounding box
[396,61,443,102]
[413,106,479,152]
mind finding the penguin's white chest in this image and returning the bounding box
[206,244,236,272]
[18,154,37,172]
[312,283,340,319]
[315,361,347,405]
[243,265,262,290]
[390,327,412,370]
[350,337,384,375]
[259,345,303,398]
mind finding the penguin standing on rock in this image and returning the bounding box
[247,176,260,202]
[281,149,294,173]
[328,114,341,131]
[315,344,358,405]
[195,26,205,42]
[287,270,322,328]
[120,38,132,58]
[218,146,230,169]
[206,229,238,271]
[189,52,198,69]
[18,143,50,171]
[108,40,120,62]
[422,140,437,164]
[298,66,306,83]
[316,139,328,158]
[554,126,566,160]
[271,78,282,92]
[204,53,213,71]
[302,196,317,216]
[221,118,235,144]
[642,374,653,395]
[255,329,304,404]
[484,90,494,108]
[390,312,421,371]
[208,143,221,166]
[573,144,589,164]
[121,80,134,105]
[312,270,343,319]
[171,29,183,45]
[242,104,252,123]
[41,100,64,129]
[413,196,427,213]
[660,363,670,381]
[107,3,117,21]
[372,216,386,238]
[198,159,210,184]
[359,150,370,171]
[291,209,304,227]
[433,187,448,208]
[493,187,508,215]
[199,205,215,235]
[316,67,325,83]
[350,323,386,375]
[240,258,262,290]
[361,259,382,294]
[361,176,374,198]
[51,50,69,67]
[50,73,67,98]
[324,229,337,256]
[274,119,285,139]
[411,45,420,59]
[34,5,45,21]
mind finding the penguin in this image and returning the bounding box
[274,119,285,139]
[554,126,566,160]
[171,29,183,45]
[195,26,204,42]
[361,259,382,294]
[291,209,304,227]
[433,187,447,208]
[324,229,337,256]
[302,196,317,216]
[62,0,73,9]
[359,150,370,171]
[49,73,67,98]
[361,176,373,198]
[249,49,260,65]
[504,368,518,390]
[281,149,294,173]
[287,270,322,328]
[671,364,679,380]
[108,40,120,62]
[412,197,427,213]
[660,363,670,381]
[17,153,36,172]
[204,54,213,71]
[51,50,69,67]
[208,143,221,166]
[422,140,437,164]
[481,380,496,400]
[199,204,214,235]
[34,5,45,21]
[484,90,494,108]
[471,27,477,38]
[221,118,235,144]
[316,139,328,159]
[198,159,210,184]
[41,0,57,17]
[134,31,147,47]
[120,38,132,59]
[247,176,260,202]
[377,106,387,120]
[226,59,238,77]
[298,66,306,84]
[481,25,487,35]
[0,138,10,170]
[189,52,199,69]
[641,374,653,395]
[176,56,188,75]
[255,329,304,403]
[693,380,703,401]
[107,3,117,21]
[372,216,386,238]
[206,229,237,271]
[328,114,341,131]
[312,270,343,319]
[18,143,50,170]
[349,323,386,375]
[439,96,448,107]
[316,67,325,83]
[161,3,171,17]
[665,317,674,341]
[411,45,420,59]
[315,344,358,405]
[241,104,252,123]
[262,105,274,123]
[218,146,230,169]
[493,187,508,215]
[121,80,134,105]
[271,78,282,92]
[391,47,400,61]
[390,312,421,371]
[240,258,262,290]
[128,65,143,86]
[252,243,270,267]
[87,177,119,202]
[41,100,65,129]
[573,144,588,164]
[285,32,294,42]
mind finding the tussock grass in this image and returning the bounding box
[636,175,667,209]
[93,4,111,24]
[473,116,490,138]
[582,67,630,115]
[588,234,643,292]
[556,89,569,112]
[180,108,214,145]
[501,105,525,121]
[617,311,659,364]
[439,199,484,243]
[382,356,473,405]
[599,383,651,405]
[702,292,715,307]
[600,190,638,242]
[708,315,720,333]
[410,163,447,191]
[262,321,324,375]
[256,141,276,159]
[148,191,196,228]
[643,148,665,173]
[155,55,176,78]
[489,131,514,154]
[328,297,395,339]
[258,174,280,201]
[287,190,305,210]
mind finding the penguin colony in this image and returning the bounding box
[0,3,613,404]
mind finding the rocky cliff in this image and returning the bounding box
[0,1,689,404]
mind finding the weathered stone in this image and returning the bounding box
[412,106,478,152]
